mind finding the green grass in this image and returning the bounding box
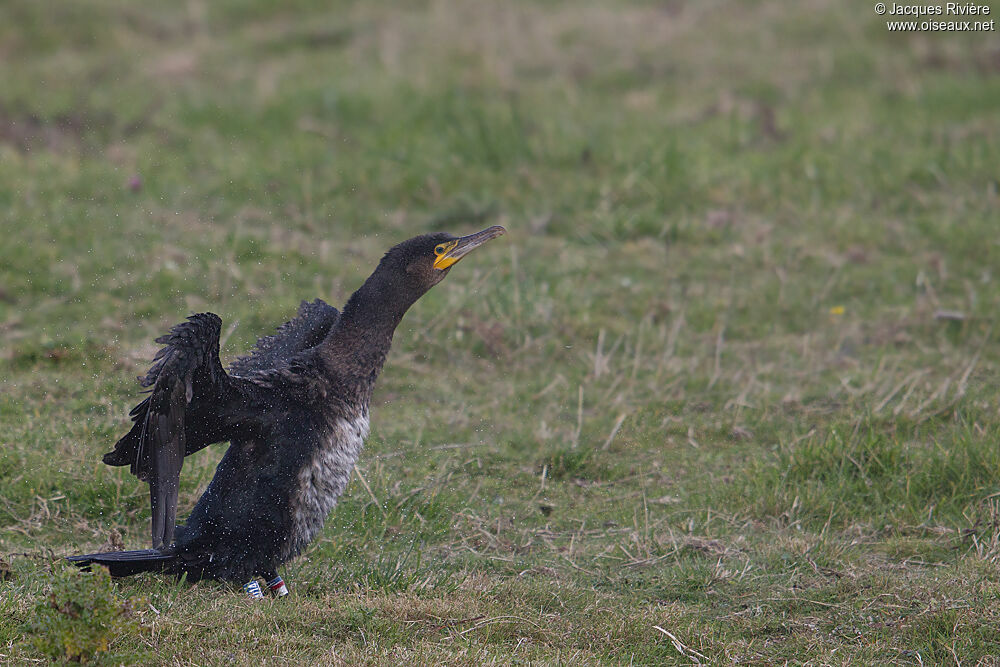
[2,0,1000,663]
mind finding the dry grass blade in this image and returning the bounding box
[653,625,709,663]
[454,615,543,637]
[601,412,628,451]
[707,324,725,390]
[353,464,387,518]
[874,370,926,413]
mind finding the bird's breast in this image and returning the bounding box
[282,409,370,560]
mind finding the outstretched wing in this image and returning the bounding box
[103,313,248,549]
[228,298,339,375]
[103,301,337,549]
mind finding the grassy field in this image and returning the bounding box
[2,0,1000,663]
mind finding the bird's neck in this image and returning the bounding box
[319,268,416,387]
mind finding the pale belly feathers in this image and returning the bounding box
[282,410,370,561]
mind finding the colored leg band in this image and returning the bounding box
[267,575,289,597]
[243,580,264,599]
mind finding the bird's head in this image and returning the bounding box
[378,225,507,295]
[346,225,506,325]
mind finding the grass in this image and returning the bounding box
[2,0,1000,663]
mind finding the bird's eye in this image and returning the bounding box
[434,244,447,256]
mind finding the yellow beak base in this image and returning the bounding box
[431,226,506,270]
[433,254,460,270]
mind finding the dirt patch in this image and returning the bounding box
[0,106,113,153]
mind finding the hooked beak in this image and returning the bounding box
[433,225,507,270]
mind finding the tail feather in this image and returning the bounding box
[67,549,173,578]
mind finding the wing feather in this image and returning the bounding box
[104,313,233,548]
[228,299,339,375]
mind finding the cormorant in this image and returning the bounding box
[68,226,506,594]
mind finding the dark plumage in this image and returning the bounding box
[69,226,506,586]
